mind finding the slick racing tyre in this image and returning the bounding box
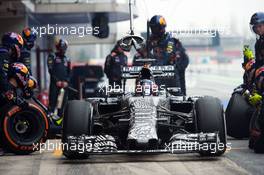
[195,96,226,156]
[0,103,49,155]
[62,100,93,159]
[226,93,254,139]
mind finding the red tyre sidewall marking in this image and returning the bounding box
[3,104,49,150]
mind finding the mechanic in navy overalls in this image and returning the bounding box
[0,32,24,156]
[47,39,71,125]
[148,15,189,95]
[20,27,37,74]
[104,40,128,88]
[247,12,264,153]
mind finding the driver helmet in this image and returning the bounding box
[139,64,153,80]
[135,79,158,96]
[136,64,158,96]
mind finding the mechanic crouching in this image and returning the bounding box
[247,12,264,153]
[0,32,24,107]
[148,15,189,95]
[0,32,24,156]
[104,40,128,89]
[47,39,71,126]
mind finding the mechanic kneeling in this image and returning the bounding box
[247,12,264,153]
[47,38,71,126]
[0,32,24,156]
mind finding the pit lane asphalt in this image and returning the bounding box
[1,62,263,175]
[0,146,250,175]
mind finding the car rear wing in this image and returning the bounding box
[122,65,175,79]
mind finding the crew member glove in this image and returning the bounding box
[249,93,262,106]
[243,45,254,61]
[4,90,14,101]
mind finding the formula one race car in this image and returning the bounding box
[62,62,227,159]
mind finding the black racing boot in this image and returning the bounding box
[254,133,264,153]
[249,137,255,149]
[249,129,261,149]
[254,109,264,153]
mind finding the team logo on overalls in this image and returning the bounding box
[115,57,120,63]
[166,42,174,53]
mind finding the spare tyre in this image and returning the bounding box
[0,103,49,155]
[226,93,255,138]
